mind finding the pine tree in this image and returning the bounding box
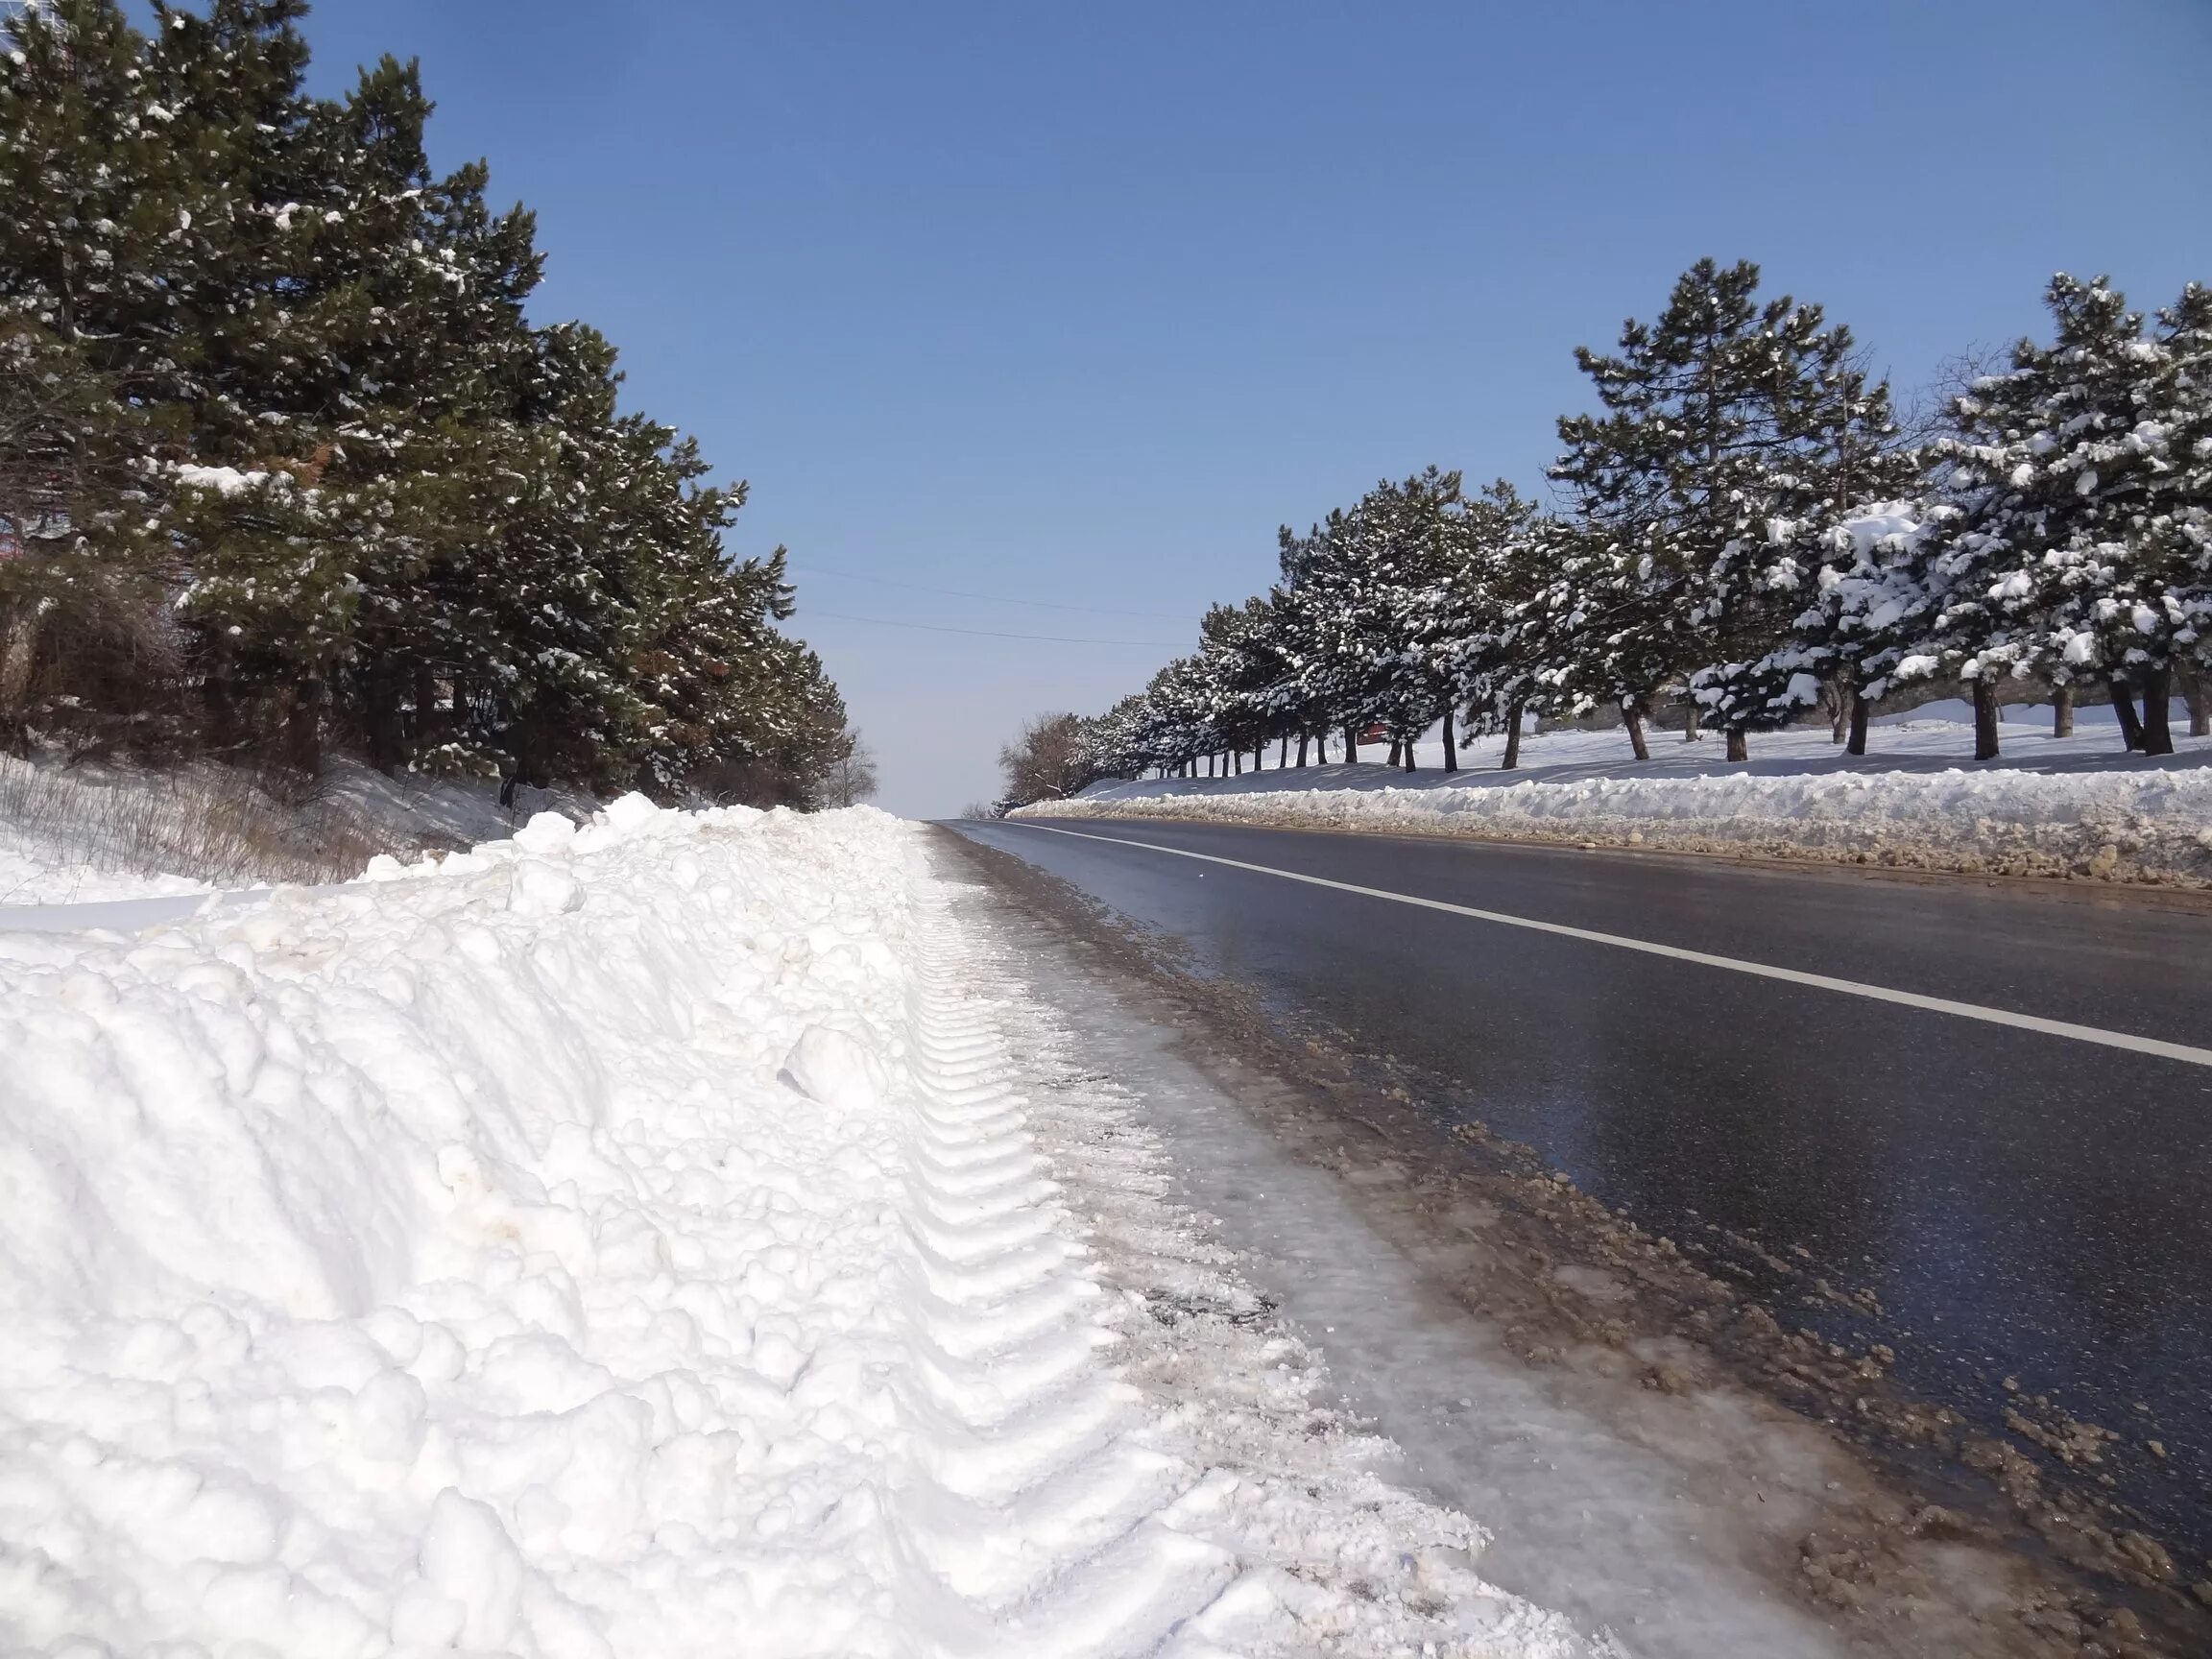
[1553,258,1903,760]
[1408,480,1538,769]
[1686,315,1914,746]
[3,0,849,800]
[1749,500,1942,756]
[0,0,197,741]
[1916,276,2180,757]
[2145,284,2212,737]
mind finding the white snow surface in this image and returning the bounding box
[0,841,209,905]
[1023,714,2212,885]
[0,800,1588,1658]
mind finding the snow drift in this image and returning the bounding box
[1021,755,2212,886]
[0,802,1584,1657]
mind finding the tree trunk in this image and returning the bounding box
[1316,732,1329,763]
[2139,665,2175,757]
[0,609,37,720]
[1232,749,1242,775]
[1683,703,1700,741]
[367,663,405,773]
[1501,701,1526,770]
[1386,736,1403,767]
[2186,670,2210,737]
[1972,679,2002,760]
[1278,734,1287,767]
[2051,684,2074,738]
[1402,734,1416,771]
[1724,729,1748,762]
[1846,690,1870,756]
[414,664,445,748]
[1343,725,1359,764]
[1441,717,1457,773]
[1827,678,1849,743]
[1624,708,1649,762]
[1296,733,1309,767]
[2110,679,2145,752]
[282,678,325,777]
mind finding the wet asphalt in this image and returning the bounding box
[950,816,2212,1567]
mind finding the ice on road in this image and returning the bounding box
[0,803,1590,1657]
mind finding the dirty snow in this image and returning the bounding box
[1022,711,2212,886]
[0,801,1590,1658]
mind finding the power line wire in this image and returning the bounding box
[788,562,1188,621]
[795,608,1185,648]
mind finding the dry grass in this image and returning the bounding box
[0,757,406,888]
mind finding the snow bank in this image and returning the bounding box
[1022,758,2212,886]
[0,800,1582,1657]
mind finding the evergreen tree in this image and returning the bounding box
[1916,276,2182,756]
[0,0,850,803]
[2145,283,2212,736]
[1739,499,1942,756]
[1553,258,1905,759]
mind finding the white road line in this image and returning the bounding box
[1004,820,2212,1070]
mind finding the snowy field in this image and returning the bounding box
[1022,703,2212,886]
[0,801,1593,1658]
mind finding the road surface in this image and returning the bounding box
[952,814,2212,1567]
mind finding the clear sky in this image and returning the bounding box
[288,0,2212,817]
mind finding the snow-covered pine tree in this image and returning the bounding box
[1505,517,1685,760]
[1553,259,1900,760]
[1274,510,1374,759]
[1915,276,2181,757]
[2145,283,2212,736]
[1475,513,1608,767]
[1407,479,1538,769]
[1746,500,1941,756]
[1361,467,1478,769]
[0,0,206,743]
[1139,654,1214,777]
[1076,692,1151,781]
[1686,308,1915,749]
[2,0,853,803]
[1255,568,1337,765]
[1551,259,1763,749]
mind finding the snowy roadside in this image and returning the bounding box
[1017,723,2212,888]
[0,802,1588,1658]
[0,752,588,905]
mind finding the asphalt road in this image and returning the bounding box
[951,815,2212,1562]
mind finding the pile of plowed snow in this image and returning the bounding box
[1022,757,2212,886]
[0,799,1587,1657]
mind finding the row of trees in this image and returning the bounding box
[1026,259,2208,799]
[0,0,860,806]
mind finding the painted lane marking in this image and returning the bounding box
[1001,820,2212,1070]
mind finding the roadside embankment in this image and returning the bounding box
[1016,760,2212,887]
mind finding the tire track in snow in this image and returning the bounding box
[886,846,1603,1657]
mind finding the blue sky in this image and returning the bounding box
[291,0,2212,816]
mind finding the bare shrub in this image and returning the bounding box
[998,712,1095,807]
[0,757,401,888]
